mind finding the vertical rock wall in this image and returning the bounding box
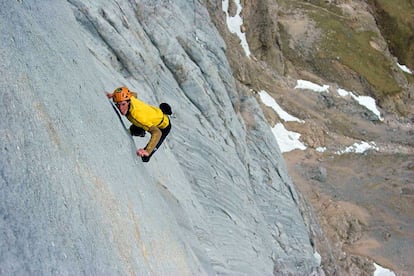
[0,1,320,274]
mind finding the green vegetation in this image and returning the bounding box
[278,0,404,99]
[371,0,413,24]
[367,0,414,69]
[309,8,401,98]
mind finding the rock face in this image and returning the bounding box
[0,1,320,275]
[2,0,413,274]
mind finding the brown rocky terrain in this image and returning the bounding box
[209,0,414,274]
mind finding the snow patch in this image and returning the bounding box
[272,123,307,153]
[258,90,304,123]
[222,0,251,57]
[337,88,350,97]
[337,88,383,121]
[336,141,378,155]
[316,147,327,153]
[374,263,395,276]
[397,63,412,74]
[294,80,329,93]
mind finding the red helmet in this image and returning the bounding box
[112,87,131,102]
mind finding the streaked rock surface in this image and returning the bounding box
[0,1,320,275]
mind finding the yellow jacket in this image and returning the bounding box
[126,97,169,154]
[127,97,169,130]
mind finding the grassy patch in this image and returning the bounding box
[308,6,401,98]
[277,0,407,99]
[367,0,414,69]
[370,0,413,23]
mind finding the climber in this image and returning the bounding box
[106,86,172,162]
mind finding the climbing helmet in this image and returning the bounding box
[112,87,131,102]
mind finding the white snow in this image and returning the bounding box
[374,263,395,276]
[336,141,378,154]
[316,147,327,153]
[351,94,384,121]
[295,79,330,93]
[337,88,351,97]
[271,123,307,153]
[258,90,306,152]
[222,0,251,57]
[258,90,304,123]
[337,88,383,121]
[397,63,413,74]
[351,94,383,121]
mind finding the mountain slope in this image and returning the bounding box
[213,0,413,274]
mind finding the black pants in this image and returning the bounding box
[130,123,171,162]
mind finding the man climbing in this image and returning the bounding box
[106,86,172,162]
